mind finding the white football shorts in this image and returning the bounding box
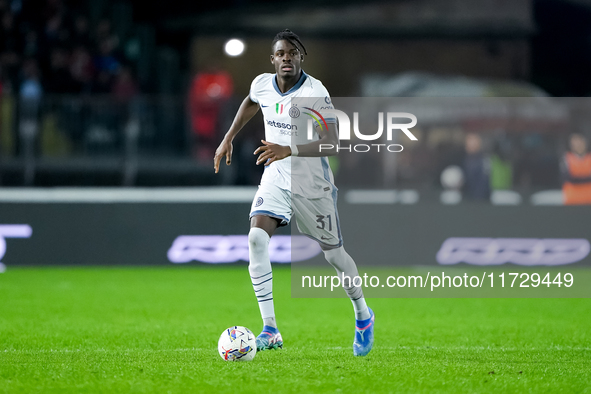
[249,182,343,250]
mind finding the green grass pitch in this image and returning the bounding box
[1,266,590,393]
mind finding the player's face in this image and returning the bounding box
[271,40,303,78]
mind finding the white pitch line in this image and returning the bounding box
[0,187,258,203]
[325,346,591,351]
[2,348,208,353]
[3,346,590,353]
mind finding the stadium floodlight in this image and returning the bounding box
[224,39,245,57]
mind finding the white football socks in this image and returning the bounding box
[248,227,277,328]
[323,246,371,321]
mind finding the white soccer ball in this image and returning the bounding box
[218,326,257,361]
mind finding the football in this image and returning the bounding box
[217,326,257,361]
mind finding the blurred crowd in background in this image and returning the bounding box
[0,0,139,100]
[0,0,590,204]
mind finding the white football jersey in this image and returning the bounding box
[249,71,337,198]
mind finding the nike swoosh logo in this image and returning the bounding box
[261,105,268,107]
[321,236,331,240]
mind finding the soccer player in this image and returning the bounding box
[213,29,374,356]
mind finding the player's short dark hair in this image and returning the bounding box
[272,29,307,55]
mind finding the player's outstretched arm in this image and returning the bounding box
[254,123,338,165]
[214,95,260,173]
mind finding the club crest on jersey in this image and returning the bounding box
[275,103,284,114]
[255,197,264,207]
[289,105,300,118]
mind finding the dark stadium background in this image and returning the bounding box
[0,0,591,266]
[2,0,591,186]
[1,2,590,392]
[1,0,590,267]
